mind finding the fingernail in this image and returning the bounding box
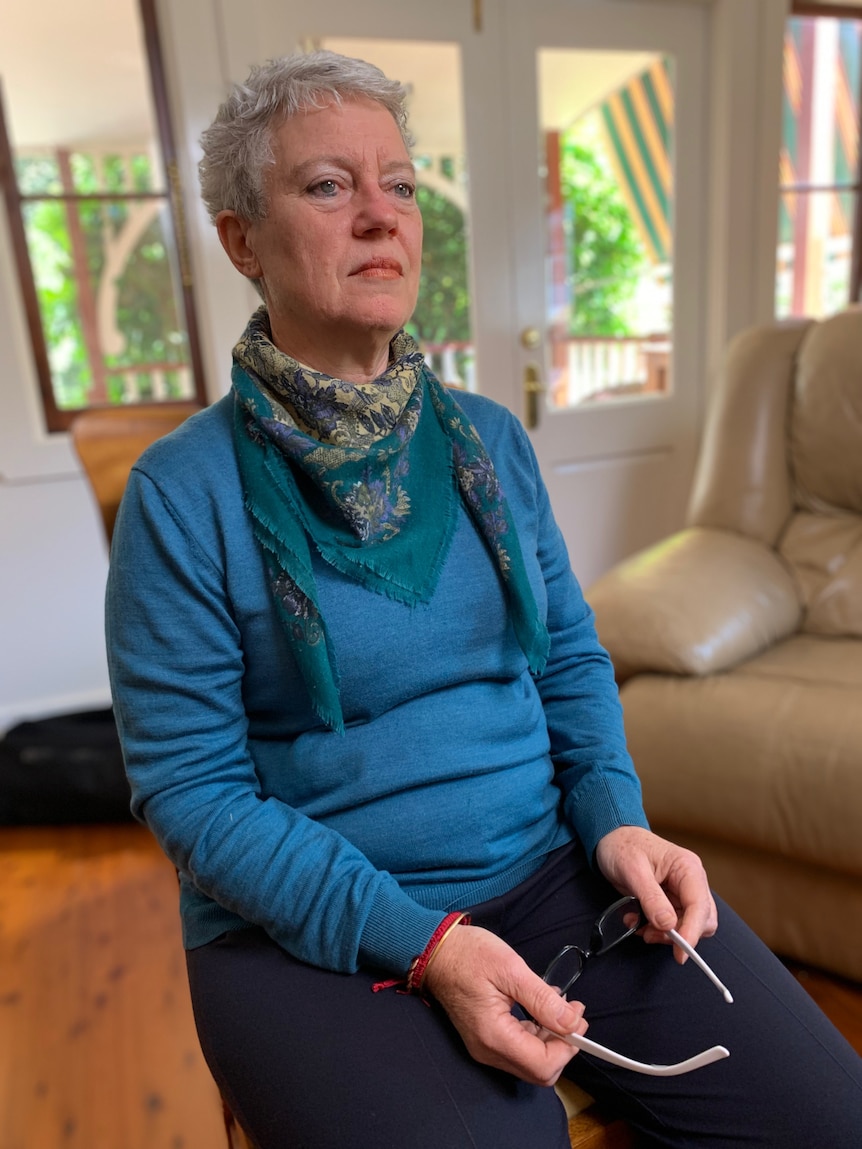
[559,1001,582,1024]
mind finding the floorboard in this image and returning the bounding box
[0,824,223,1149]
[783,960,862,1055]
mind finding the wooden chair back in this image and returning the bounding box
[71,403,202,546]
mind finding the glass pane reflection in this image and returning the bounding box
[538,50,675,409]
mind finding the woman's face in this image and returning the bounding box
[223,96,423,372]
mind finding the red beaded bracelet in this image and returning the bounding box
[406,911,471,993]
[371,911,471,996]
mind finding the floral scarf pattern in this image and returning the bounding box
[232,306,549,732]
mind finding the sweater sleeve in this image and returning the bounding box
[106,467,444,974]
[517,423,650,860]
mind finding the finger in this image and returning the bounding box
[480,1009,582,1086]
[673,890,718,960]
[510,973,585,1038]
[617,852,678,933]
[640,871,716,961]
[596,827,678,930]
[665,859,716,957]
[530,1013,589,1044]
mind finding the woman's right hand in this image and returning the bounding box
[421,924,587,1086]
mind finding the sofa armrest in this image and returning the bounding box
[586,527,802,682]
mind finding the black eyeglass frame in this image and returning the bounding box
[543,894,647,999]
[537,894,735,1077]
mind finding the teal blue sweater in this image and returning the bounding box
[105,389,648,975]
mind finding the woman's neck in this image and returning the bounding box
[268,319,394,384]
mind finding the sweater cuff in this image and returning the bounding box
[358,881,449,974]
[568,772,650,864]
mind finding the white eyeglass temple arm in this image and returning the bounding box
[666,929,734,1004]
[561,1031,730,1077]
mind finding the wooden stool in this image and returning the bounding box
[556,1078,639,1147]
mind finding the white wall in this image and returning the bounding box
[0,0,792,731]
[704,0,789,383]
[0,0,256,735]
[0,206,113,732]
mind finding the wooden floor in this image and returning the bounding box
[0,824,224,1149]
[1,824,860,1149]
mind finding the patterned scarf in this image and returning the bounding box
[232,306,549,732]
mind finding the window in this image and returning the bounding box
[538,51,674,408]
[0,0,206,432]
[776,3,862,317]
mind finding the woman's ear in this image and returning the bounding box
[216,210,263,281]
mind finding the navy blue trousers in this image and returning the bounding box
[186,843,862,1148]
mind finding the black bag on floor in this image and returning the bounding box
[0,708,134,825]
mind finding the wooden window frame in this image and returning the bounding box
[0,0,207,433]
[787,2,862,307]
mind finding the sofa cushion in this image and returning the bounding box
[736,633,862,688]
[620,635,862,878]
[587,527,801,682]
[657,831,862,982]
[779,511,862,637]
[686,320,809,544]
[791,308,862,517]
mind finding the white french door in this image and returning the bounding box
[500,1,708,584]
[214,0,709,586]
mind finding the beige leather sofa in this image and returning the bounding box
[587,309,862,983]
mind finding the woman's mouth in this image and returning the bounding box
[351,258,402,279]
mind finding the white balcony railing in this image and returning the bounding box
[423,335,670,405]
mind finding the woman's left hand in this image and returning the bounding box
[594,825,717,961]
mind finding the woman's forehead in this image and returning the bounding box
[271,97,407,161]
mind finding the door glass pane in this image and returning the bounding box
[776,16,861,318]
[319,38,475,389]
[538,50,674,409]
[1,0,195,411]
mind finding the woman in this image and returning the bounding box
[106,51,862,1148]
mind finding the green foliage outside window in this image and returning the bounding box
[559,124,648,337]
[408,183,471,346]
[22,199,92,407]
[406,130,649,351]
[16,150,188,410]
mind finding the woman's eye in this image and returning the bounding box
[393,182,415,199]
[309,179,340,198]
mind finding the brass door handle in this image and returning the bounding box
[524,363,546,430]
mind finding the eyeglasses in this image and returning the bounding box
[540,895,733,1077]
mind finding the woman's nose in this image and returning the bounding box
[353,183,399,234]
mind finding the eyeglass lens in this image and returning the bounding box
[545,897,646,998]
[591,896,646,952]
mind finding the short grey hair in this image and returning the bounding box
[198,50,413,223]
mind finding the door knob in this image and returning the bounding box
[524,363,546,430]
[520,326,542,350]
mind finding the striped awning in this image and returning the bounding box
[598,57,674,265]
[780,18,860,239]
